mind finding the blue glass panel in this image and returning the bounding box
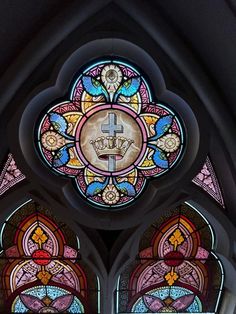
[131,286,202,313]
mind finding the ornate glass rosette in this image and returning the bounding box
[37,59,184,208]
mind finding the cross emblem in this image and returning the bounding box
[101,112,124,171]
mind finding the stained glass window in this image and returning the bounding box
[0,153,25,196]
[36,59,184,208]
[192,156,225,208]
[116,203,224,313]
[0,200,100,313]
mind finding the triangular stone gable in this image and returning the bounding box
[0,153,25,195]
[192,156,225,208]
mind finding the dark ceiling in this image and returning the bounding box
[0,0,236,116]
[158,0,236,118]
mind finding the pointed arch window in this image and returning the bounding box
[116,204,224,313]
[0,200,100,313]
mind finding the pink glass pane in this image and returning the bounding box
[0,153,25,195]
[192,156,225,208]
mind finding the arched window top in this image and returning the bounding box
[36,58,185,209]
[0,200,100,313]
[116,203,224,313]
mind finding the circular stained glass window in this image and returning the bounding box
[36,59,184,208]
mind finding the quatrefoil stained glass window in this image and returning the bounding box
[37,59,184,208]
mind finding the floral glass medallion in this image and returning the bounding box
[36,59,185,208]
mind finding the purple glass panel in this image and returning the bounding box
[0,153,25,195]
[192,156,225,208]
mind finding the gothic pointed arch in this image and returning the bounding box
[0,200,100,313]
[0,2,235,313]
[116,203,224,313]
